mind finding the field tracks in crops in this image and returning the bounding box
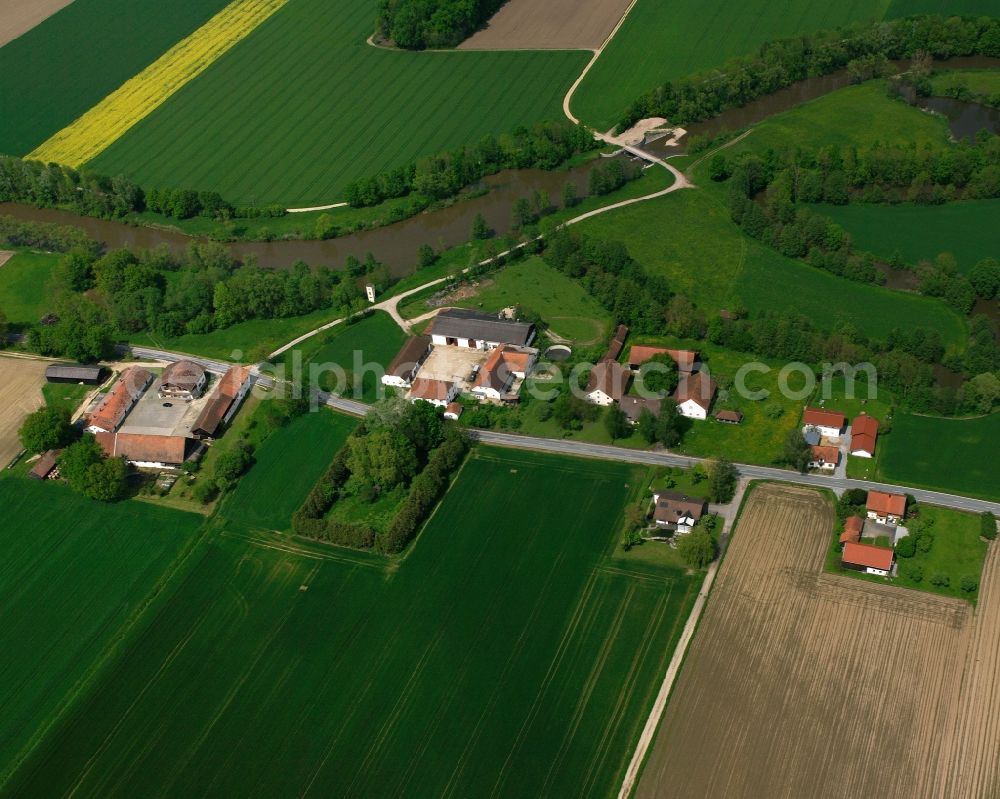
[28,0,289,167]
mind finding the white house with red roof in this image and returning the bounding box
[674,371,717,420]
[850,414,880,458]
[842,541,895,577]
[802,407,845,440]
[866,490,906,527]
[408,377,459,408]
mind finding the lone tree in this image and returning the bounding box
[58,436,127,502]
[604,406,631,441]
[19,406,77,453]
[654,400,689,448]
[678,527,717,569]
[981,511,998,540]
[780,429,812,473]
[708,458,739,503]
[637,353,679,397]
[417,243,437,269]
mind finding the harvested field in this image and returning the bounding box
[0,0,76,48]
[636,483,1000,799]
[0,356,49,466]
[459,0,634,51]
[0,251,13,268]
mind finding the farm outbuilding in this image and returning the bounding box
[429,309,535,350]
[45,364,103,385]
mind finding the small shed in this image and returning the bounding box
[715,409,743,424]
[45,364,103,385]
[29,449,61,480]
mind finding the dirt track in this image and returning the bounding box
[459,0,634,51]
[0,357,49,466]
[0,0,76,48]
[636,483,1000,799]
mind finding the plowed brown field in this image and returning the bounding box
[0,0,76,47]
[0,357,48,466]
[459,0,634,51]
[636,483,1000,799]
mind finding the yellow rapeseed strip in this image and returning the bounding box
[28,0,288,167]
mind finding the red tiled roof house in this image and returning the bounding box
[866,490,906,526]
[842,541,894,576]
[850,414,879,458]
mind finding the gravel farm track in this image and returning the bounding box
[636,483,1000,799]
[459,0,634,51]
[0,0,76,47]
[0,356,48,466]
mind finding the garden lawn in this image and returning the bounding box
[575,190,967,349]
[894,505,988,601]
[220,407,356,532]
[0,250,60,325]
[85,0,589,205]
[5,447,699,798]
[877,411,1000,501]
[0,478,200,779]
[401,256,612,344]
[571,0,893,131]
[0,0,232,156]
[816,200,1000,272]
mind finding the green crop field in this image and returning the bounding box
[882,412,1000,497]
[574,190,967,348]
[220,408,356,532]
[401,256,612,344]
[85,0,589,205]
[0,250,60,326]
[817,200,1000,272]
[885,0,1000,16]
[0,0,232,156]
[0,478,200,779]
[4,447,699,797]
[877,411,1000,500]
[571,0,892,131]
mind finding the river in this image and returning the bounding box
[1,157,618,277]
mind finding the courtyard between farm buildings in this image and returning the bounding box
[637,483,1000,799]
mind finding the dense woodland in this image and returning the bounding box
[343,121,597,207]
[618,15,1000,131]
[376,0,503,49]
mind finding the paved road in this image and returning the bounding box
[466,430,1000,516]
[133,355,998,517]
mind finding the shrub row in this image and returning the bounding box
[375,430,470,554]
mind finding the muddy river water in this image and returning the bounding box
[0,158,612,276]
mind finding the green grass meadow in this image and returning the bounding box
[5,448,699,797]
[0,0,232,156]
[571,0,893,131]
[818,200,1000,271]
[0,250,59,326]
[574,189,967,348]
[220,408,357,532]
[877,411,1000,501]
[86,0,589,205]
[0,479,201,777]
